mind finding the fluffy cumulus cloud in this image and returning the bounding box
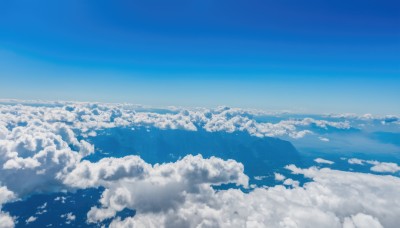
[63,155,249,223]
[0,119,93,196]
[62,155,150,189]
[84,162,400,228]
[0,102,96,228]
[368,161,400,173]
[0,212,14,228]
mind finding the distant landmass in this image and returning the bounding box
[87,127,302,176]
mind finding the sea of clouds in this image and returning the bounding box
[0,100,399,227]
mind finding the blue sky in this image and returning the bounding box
[0,0,399,114]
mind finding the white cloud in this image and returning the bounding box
[319,136,330,142]
[37,202,47,210]
[314,158,334,165]
[0,120,89,196]
[62,155,150,189]
[0,186,16,228]
[343,213,383,228]
[274,172,286,181]
[326,113,399,123]
[109,216,137,228]
[0,187,14,206]
[0,212,15,228]
[348,158,400,173]
[0,102,353,141]
[348,158,364,165]
[75,154,248,223]
[25,216,37,224]
[36,202,47,215]
[254,176,267,181]
[105,162,400,227]
[368,161,400,173]
[63,153,400,228]
[61,212,76,224]
[54,196,66,203]
[282,178,299,187]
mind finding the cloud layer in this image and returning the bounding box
[0,101,356,140]
[0,100,399,227]
[92,161,400,228]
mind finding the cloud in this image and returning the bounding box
[54,196,66,204]
[71,155,249,223]
[1,101,399,227]
[274,172,286,181]
[343,213,383,228]
[314,158,334,165]
[0,187,15,206]
[318,136,330,142]
[0,100,365,198]
[0,119,90,196]
[282,178,299,187]
[25,216,37,224]
[348,158,364,165]
[63,153,400,228]
[103,163,400,227]
[0,212,14,228]
[0,101,354,141]
[61,212,76,224]
[254,175,268,181]
[0,186,15,228]
[62,155,150,189]
[348,158,400,173]
[368,161,400,173]
[36,202,47,215]
[326,113,400,124]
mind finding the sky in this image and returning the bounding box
[0,0,399,114]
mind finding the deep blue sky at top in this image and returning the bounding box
[0,0,399,114]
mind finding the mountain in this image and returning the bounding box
[87,127,301,176]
